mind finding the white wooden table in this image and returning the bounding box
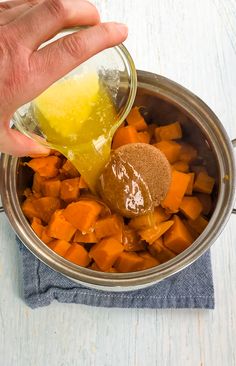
[0,1,236,365]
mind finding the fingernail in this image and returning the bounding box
[114,22,128,36]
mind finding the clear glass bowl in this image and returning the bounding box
[12,28,137,148]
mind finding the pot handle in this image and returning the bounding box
[232,139,236,214]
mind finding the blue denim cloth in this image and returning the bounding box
[17,238,214,309]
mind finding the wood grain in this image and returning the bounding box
[0,0,236,365]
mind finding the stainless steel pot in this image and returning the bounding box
[0,70,235,291]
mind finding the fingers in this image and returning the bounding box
[0,127,50,156]
[0,1,43,25]
[0,0,41,12]
[31,22,128,94]
[10,0,100,49]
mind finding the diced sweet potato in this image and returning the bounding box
[155,122,182,142]
[46,209,77,241]
[33,197,61,223]
[63,200,102,233]
[114,252,144,272]
[74,230,98,243]
[147,123,157,139]
[41,228,53,244]
[129,212,156,230]
[185,172,195,195]
[41,179,61,198]
[179,143,197,163]
[182,220,199,240]
[153,140,181,163]
[89,238,124,271]
[26,156,62,178]
[48,239,71,256]
[95,215,122,240]
[60,160,79,178]
[148,237,176,263]
[64,243,91,267]
[154,206,171,224]
[195,193,212,215]
[60,177,80,202]
[112,126,140,149]
[139,220,174,245]
[187,215,208,234]
[180,196,203,220]
[161,170,191,212]
[164,215,194,254]
[32,173,45,194]
[31,217,44,238]
[172,161,189,173]
[79,176,89,189]
[126,106,148,131]
[22,197,39,220]
[138,251,160,269]
[123,227,145,251]
[138,131,151,144]
[193,172,215,194]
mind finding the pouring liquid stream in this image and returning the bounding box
[32,72,118,190]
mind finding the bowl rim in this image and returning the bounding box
[1,70,235,291]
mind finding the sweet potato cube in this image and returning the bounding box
[195,193,212,215]
[22,197,39,220]
[79,176,89,189]
[129,212,156,230]
[26,156,62,178]
[64,243,90,267]
[126,106,148,131]
[172,161,189,173]
[114,252,144,272]
[42,179,61,198]
[154,206,171,224]
[74,230,98,243]
[123,227,145,251]
[139,220,174,245]
[161,170,191,212]
[31,217,44,238]
[138,131,151,144]
[32,172,45,194]
[187,215,209,234]
[193,172,215,194]
[41,229,53,244]
[48,239,71,256]
[95,215,122,240]
[89,238,124,271]
[60,160,79,178]
[155,122,182,142]
[164,215,194,254]
[60,177,80,202]
[180,196,203,220]
[138,252,160,269]
[179,143,197,163]
[63,200,102,233]
[185,172,195,195]
[112,126,140,149]
[47,210,77,241]
[148,237,176,263]
[33,197,61,223]
[153,140,181,163]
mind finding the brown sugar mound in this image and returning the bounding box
[98,143,171,217]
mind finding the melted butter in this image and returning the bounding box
[99,152,153,217]
[33,73,117,190]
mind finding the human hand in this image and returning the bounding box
[0,0,128,156]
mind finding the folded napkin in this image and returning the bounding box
[17,238,214,309]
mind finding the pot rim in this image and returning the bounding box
[0,70,235,290]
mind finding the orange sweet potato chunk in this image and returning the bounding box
[139,220,174,245]
[112,126,140,149]
[31,217,44,238]
[95,215,122,240]
[123,227,145,251]
[41,179,61,198]
[60,177,80,202]
[164,215,194,254]
[161,170,191,212]
[195,193,212,215]
[153,140,181,163]
[47,209,77,241]
[129,212,156,230]
[180,196,203,221]
[154,206,171,224]
[148,237,176,263]
[41,228,53,244]
[179,143,197,163]
[172,161,189,173]
[185,172,195,195]
[187,215,208,234]
[74,230,98,243]
[63,200,102,233]
[138,131,151,144]
[89,238,124,271]
[32,173,45,194]
[79,176,89,189]
[114,252,144,272]
[138,252,160,269]
[64,243,91,267]
[22,197,39,220]
[60,160,79,178]
[193,172,215,194]
[48,239,71,256]
[126,106,148,131]
[155,122,182,142]
[32,197,61,223]
[26,156,62,178]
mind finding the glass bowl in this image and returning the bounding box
[12,28,137,149]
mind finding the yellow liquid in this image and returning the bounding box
[33,73,118,190]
